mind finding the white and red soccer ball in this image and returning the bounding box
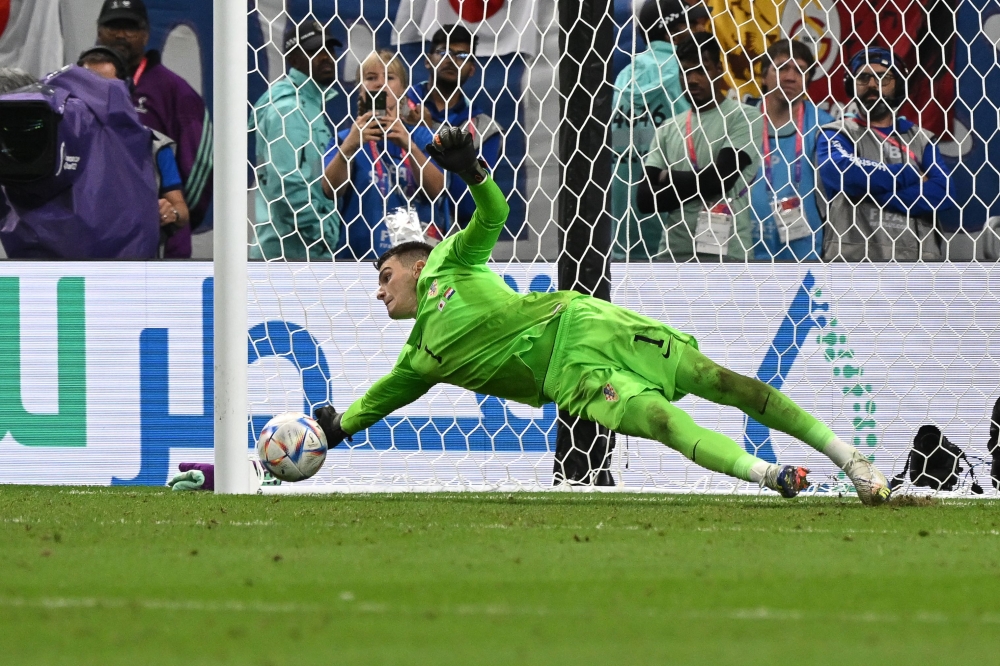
[255,412,328,482]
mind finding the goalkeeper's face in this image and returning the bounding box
[377,256,425,319]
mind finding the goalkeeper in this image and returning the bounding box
[315,127,891,505]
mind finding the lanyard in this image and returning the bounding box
[132,57,148,86]
[685,111,699,170]
[763,101,805,189]
[861,122,920,163]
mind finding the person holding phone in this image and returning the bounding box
[323,50,446,260]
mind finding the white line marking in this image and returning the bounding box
[1,597,997,624]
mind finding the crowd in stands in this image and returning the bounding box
[248,4,986,263]
[0,0,990,262]
[616,0,970,262]
[251,21,498,261]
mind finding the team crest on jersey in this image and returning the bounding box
[437,299,447,312]
[428,280,439,298]
[444,287,456,300]
[603,383,619,402]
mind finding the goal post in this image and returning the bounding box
[213,0,249,494]
[555,0,617,485]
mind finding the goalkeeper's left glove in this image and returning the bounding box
[425,126,489,185]
[314,406,352,449]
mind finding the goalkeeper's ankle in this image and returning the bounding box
[748,460,778,485]
[823,436,858,470]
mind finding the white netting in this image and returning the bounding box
[245,0,1000,495]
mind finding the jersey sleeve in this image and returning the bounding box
[340,352,435,434]
[446,176,510,265]
[156,146,183,194]
[816,128,924,201]
[643,124,669,170]
[324,129,350,167]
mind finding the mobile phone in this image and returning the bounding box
[372,91,387,118]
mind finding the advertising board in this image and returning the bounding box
[0,263,996,491]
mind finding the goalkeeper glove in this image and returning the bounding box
[314,406,352,449]
[425,127,489,185]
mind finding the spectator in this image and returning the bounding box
[96,0,212,258]
[323,50,445,260]
[404,25,503,229]
[636,32,762,261]
[79,46,189,258]
[749,40,833,261]
[249,18,343,261]
[817,47,954,262]
[612,0,709,259]
[0,65,159,259]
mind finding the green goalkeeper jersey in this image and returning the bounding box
[340,179,581,434]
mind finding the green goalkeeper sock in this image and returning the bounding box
[618,393,762,482]
[675,347,836,453]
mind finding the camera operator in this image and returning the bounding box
[0,65,159,259]
[323,50,445,260]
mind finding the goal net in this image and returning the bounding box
[243,0,1000,495]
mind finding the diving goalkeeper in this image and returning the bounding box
[314,127,891,505]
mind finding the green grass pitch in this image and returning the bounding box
[1,487,999,665]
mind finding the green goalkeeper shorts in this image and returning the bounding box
[541,296,699,430]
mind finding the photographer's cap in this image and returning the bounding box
[98,0,148,28]
[283,18,342,54]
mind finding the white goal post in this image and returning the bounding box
[213,0,249,493]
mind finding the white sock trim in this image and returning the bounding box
[749,460,773,484]
[824,437,858,470]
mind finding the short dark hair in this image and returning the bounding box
[375,241,434,270]
[761,39,816,79]
[675,31,722,67]
[430,24,477,53]
[78,46,130,81]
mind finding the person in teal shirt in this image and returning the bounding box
[313,127,892,506]
[750,40,834,261]
[611,0,710,259]
[248,19,343,261]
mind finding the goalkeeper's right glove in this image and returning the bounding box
[314,406,352,449]
[425,126,489,185]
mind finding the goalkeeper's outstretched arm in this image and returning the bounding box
[315,362,434,447]
[426,127,510,265]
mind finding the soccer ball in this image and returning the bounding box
[255,412,328,482]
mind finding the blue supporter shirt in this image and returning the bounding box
[749,100,834,261]
[325,123,446,260]
[405,82,503,226]
[155,145,182,195]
